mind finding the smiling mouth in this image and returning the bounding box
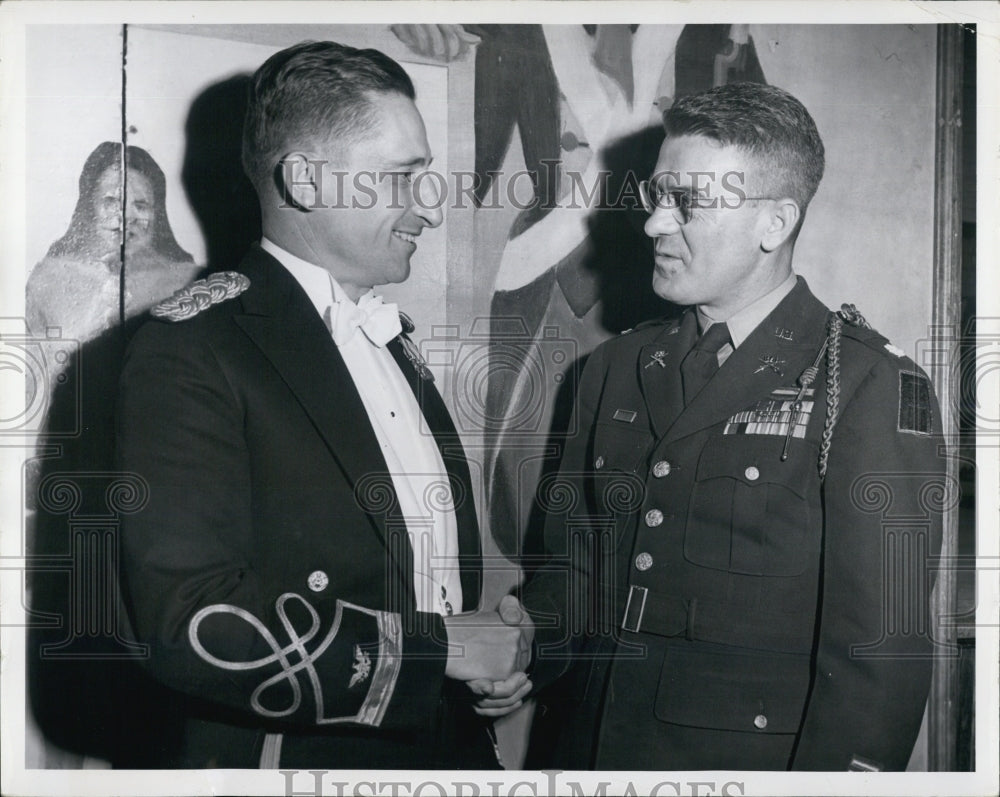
[392,230,418,244]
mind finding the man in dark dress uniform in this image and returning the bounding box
[504,82,948,771]
[116,41,529,769]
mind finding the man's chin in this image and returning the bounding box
[652,273,686,305]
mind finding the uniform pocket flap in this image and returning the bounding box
[654,645,811,734]
[695,440,812,498]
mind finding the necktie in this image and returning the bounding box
[681,322,731,406]
[324,292,402,347]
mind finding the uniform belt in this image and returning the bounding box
[619,584,816,654]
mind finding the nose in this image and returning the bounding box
[412,174,444,228]
[644,205,682,239]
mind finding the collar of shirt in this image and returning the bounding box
[260,238,399,346]
[696,271,798,348]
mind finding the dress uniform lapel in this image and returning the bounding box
[387,338,483,610]
[664,279,829,444]
[232,247,399,549]
[638,311,698,439]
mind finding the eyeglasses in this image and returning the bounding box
[638,180,774,225]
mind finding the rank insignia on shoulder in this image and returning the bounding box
[152,271,250,322]
[884,342,905,358]
[398,311,416,335]
[898,370,933,435]
[349,645,372,689]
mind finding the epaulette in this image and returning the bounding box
[398,311,415,335]
[151,272,251,322]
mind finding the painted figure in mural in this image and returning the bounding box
[391,24,769,561]
[25,141,200,346]
[116,40,532,769]
[504,82,948,770]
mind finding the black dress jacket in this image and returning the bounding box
[117,246,496,769]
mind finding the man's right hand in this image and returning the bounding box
[442,596,532,682]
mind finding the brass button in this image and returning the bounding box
[644,509,664,527]
[652,460,671,478]
[635,552,654,571]
[745,466,760,481]
[307,570,329,592]
[595,456,605,470]
[753,713,768,730]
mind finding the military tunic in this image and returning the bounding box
[523,277,947,771]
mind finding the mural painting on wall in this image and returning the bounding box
[395,24,767,558]
[25,141,201,355]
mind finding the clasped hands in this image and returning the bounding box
[443,594,535,717]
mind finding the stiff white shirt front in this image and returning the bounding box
[260,238,462,617]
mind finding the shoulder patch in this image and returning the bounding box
[151,271,250,322]
[898,370,933,435]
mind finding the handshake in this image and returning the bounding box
[442,595,535,718]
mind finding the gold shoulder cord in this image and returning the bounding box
[819,313,844,481]
[780,311,845,482]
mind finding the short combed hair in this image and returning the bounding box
[663,82,825,211]
[242,40,415,188]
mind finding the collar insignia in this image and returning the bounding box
[755,355,786,376]
[644,350,668,369]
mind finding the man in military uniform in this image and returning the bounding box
[116,41,529,769]
[511,82,947,770]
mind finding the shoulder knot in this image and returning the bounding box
[151,271,250,322]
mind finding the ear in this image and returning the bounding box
[274,151,325,211]
[760,198,801,252]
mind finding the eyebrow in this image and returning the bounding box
[381,156,434,170]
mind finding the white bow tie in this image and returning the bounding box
[324,293,402,347]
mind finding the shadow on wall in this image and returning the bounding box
[27,323,182,768]
[182,74,262,274]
